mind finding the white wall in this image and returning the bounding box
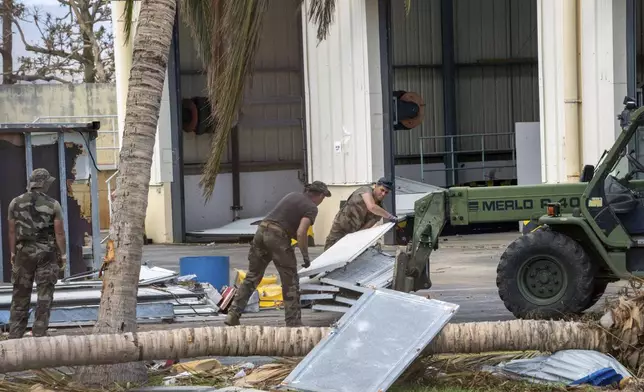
[302,0,384,185]
[538,0,627,184]
[183,170,303,231]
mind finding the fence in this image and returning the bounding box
[418,132,517,185]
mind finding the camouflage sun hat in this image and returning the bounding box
[28,168,56,190]
[307,180,332,197]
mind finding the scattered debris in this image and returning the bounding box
[0,263,224,330]
[482,349,634,387]
[296,223,399,312]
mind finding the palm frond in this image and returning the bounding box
[181,0,340,199]
[183,0,269,201]
[123,0,137,42]
[306,0,336,41]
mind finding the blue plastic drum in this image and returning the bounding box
[179,256,230,291]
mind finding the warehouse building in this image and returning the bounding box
[111,0,640,245]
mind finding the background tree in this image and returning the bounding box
[0,0,114,84]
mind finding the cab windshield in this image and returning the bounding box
[608,127,644,182]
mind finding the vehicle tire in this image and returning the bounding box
[583,279,610,311]
[497,229,597,319]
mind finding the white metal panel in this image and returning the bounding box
[302,0,382,185]
[579,0,628,168]
[187,216,263,236]
[537,0,565,184]
[298,223,395,277]
[183,170,302,231]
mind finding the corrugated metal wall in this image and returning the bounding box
[391,0,539,157]
[178,0,304,170]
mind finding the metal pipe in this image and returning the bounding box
[379,0,396,243]
[89,136,101,272]
[230,125,242,220]
[420,141,424,182]
[24,133,33,179]
[57,134,70,277]
[563,0,581,182]
[440,0,458,187]
[168,11,186,243]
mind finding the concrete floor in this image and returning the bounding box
[104,231,623,332]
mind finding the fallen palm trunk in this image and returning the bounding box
[0,320,610,374]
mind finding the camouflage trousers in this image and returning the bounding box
[8,247,59,339]
[228,222,302,327]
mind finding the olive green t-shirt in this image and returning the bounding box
[264,192,318,238]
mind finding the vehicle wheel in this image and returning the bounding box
[583,279,610,311]
[497,230,597,319]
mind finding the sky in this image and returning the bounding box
[8,0,113,70]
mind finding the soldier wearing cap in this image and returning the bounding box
[226,180,331,327]
[324,177,398,251]
[7,168,67,338]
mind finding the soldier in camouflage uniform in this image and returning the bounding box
[7,168,67,339]
[324,177,398,250]
[225,181,331,327]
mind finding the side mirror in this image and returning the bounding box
[623,95,638,109]
[580,164,595,182]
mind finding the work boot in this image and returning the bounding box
[224,311,240,326]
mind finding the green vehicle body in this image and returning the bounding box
[395,96,644,319]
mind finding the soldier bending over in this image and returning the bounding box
[324,177,397,250]
[225,181,331,327]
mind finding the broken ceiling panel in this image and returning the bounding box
[297,223,395,278]
[280,288,459,392]
[187,217,264,237]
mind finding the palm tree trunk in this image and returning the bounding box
[0,321,611,374]
[73,0,177,386]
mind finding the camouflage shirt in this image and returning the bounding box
[8,191,63,254]
[328,185,382,236]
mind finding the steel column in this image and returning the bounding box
[89,136,101,271]
[440,0,458,186]
[168,9,186,243]
[379,0,396,245]
[57,134,70,277]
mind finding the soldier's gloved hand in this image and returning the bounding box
[388,215,398,223]
[10,252,15,266]
[302,257,311,269]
